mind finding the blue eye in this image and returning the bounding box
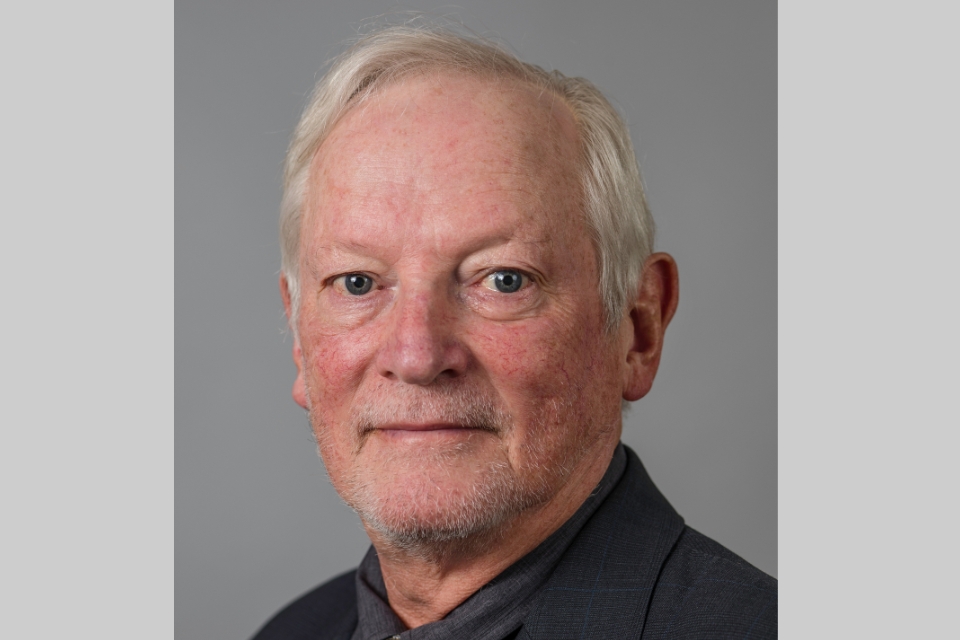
[343,274,373,295]
[492,270,524,293]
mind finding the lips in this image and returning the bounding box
[375,423,473,432]
[366,423,499,444]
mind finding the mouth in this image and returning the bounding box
[377,422,475,432]
[367,423,498,443]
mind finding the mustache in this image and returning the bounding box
[351,385,512,437]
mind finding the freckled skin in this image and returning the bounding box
[281,73,677,627]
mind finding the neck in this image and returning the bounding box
[365,440,618,628]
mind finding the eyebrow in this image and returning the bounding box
[306,233,553,278]
[309,241,377,255]
[312,233,546,252]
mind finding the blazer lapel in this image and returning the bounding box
[520,446,686,640]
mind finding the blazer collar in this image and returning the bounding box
[520,445,686,640]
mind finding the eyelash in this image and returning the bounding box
[331,273,377,295]
[480,269,529,293]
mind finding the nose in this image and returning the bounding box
[376,286,469,385]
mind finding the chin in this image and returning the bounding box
[340,453,553,554]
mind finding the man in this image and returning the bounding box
[254,24,776,640]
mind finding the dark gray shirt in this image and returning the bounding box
[350,444,627,640]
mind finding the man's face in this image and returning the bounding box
[290,74,629,545]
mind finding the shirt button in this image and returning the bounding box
[390,636,401,640]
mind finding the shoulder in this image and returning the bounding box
[644,527,777,639]
[250,570,358,640]
[522,448,775,639]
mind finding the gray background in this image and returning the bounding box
[176,1,775,638]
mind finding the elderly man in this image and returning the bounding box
[254,25,776,640]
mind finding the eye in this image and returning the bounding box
[485,270,525,293]
[341,273,373,295]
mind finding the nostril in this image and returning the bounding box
[378,341,469,386]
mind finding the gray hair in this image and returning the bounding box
[281,24,654,332]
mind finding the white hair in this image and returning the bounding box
[281,24,654,332]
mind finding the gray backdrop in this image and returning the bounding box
[176,1,776,638]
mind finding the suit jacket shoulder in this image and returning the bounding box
[643,527,777,639]
[250,570,357,640]
[520,447,776,639]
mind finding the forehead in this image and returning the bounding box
[303,73,583,241]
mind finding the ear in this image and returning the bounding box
[621,252,679,401]
[280,274,309,410]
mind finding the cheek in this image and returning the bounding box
[299,329,375,485]
[468,310,616,418]
[299,319,376,420]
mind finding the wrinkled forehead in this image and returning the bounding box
[303,72,583,228]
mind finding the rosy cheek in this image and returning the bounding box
[467,319,566,394]
[301,329,373,415]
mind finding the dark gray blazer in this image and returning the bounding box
[252,447,777,639]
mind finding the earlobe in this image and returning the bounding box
[291,342,309,409]
[621,252,679,402]
[280,274,310,410]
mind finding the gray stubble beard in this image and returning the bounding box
[308,383,578,561]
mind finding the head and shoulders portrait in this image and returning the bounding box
[176,5,776,639]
